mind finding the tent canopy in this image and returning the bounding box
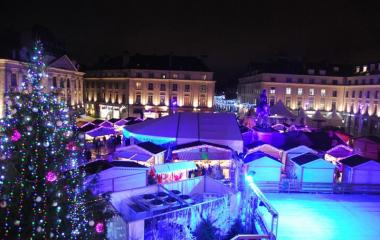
[124,112,243,152]
[270,100,296,119]
[86,127,117,138]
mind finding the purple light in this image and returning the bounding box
[11,129,21,142]
[46,171,57,182]
[95,222,104,233]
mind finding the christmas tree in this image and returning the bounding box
[256,89,270,129]
[0,41,113,239]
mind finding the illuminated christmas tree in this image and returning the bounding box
[256,89,270,129]
[0,41,112,239]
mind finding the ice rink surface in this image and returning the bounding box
[266,193,380,240]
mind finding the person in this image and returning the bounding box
[116,135,121,146]
[201,166,206,176]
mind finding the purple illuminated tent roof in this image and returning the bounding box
[79,124,97,133]
[86,127,116,138]
[340,154,374,167]
[92,119,105,125]
[114,119,128,126]
[99,121,113,128]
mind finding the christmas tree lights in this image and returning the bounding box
[0,41,113,239]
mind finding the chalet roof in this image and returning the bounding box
[244,151,280,164]
[137,142,166,154]
[340,154,374,167]
[291,152,321,165]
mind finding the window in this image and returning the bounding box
[286,87,291,95]
[307,69,315,75]
[148,83,154,91]
[370,79,374,84]
[115,82,119,89]
[199,94,206,107]
[185,84,190,92]
[269,87,276,94]
[149,73,154,78]
[172,84,178,91]
[297,88,303,95]
[122,94,126,103]
[346,91,349,98]
[200,85,207,93]
[320,98,326,110]
[270,77,276,82]
[135,94,141,104]
[332,102,336,111]
[309,88,315,96]
[185,74,191,80]
[172,73,178,79]
[161,73,166,79]
[11,73,17,87]
[352,91,355,98]
[201,74,207,80]
[297,78,304,83]
[359,91,362,98]
[363,65,368,72]
[321,89,326,97]
[309,79,315,84]
[355,80,359,85]
[366,91,370,98]
[171,96,178,106]
[184,94,191,105]
[347,80,352,85]
[285,97,291,107]
[159,95,165,105]
[332,90,338,97]
[137,72,142,78]
[108,82,112,89]
[160,84,166,91]
[90,81,94,88]
[361,79,366,85]
[67,79,70,88]
[136,82,141,90]
[53,77,57,88]
[147,95,153,105]
[122,82,126,89]
[286,78,292,83]
[332,80,338,85]
[355,66,360,73]
[297,97,302,108]
[321,79,327,84]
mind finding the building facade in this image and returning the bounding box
[84,54,215,119]
[0,55,85,118]
[238,62,380,117]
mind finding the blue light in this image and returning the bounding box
[122,128,175,145]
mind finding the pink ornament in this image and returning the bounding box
[65,141,78,151]
[95,222,104,233]
[46,171,57,182]
[11,130,21,142]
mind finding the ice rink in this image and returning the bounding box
[266,193,380,240]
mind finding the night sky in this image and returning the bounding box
[1,1,380,91]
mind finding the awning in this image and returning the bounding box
[153,161,197,174]
[99,121,114,128]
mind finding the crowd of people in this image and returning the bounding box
[85,135,123,160]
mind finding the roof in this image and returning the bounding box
[111,161,148,168]
[244,151,279,164]
[137,142,166,154]
[340,155,373,167]
[86,127,116,138]
[92,54,210,71]
[270,100,296,119]
[92,119,105,125]
[123,112,243,151]
[326,145,353,158]
[79,124,97,133]
[82,160,113,174]
[173,141,231,152]
[355,136,380,144]
[108,118,120,123]
[291,153,321,165]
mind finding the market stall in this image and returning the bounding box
[325,144,353,164]
[152,161,197,183]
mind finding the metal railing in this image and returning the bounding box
[230,234,271,240]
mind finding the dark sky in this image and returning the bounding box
[1,1,380,90]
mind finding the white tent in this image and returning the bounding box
[327,110,343,127]
[341,155,380,184]
[244,152,283,183]
[246,144,283,161]
[288,153,335,184]
[114,142,166,166]
[86,127,117,138]
[294,108,311,126]
[270,100,296,120]
[124,112,243,152]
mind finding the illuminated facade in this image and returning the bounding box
[84,54,215,119]
[0,55,84,118]
[238,62,380,117]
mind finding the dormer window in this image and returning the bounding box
[319,70,326,75]
[333,66,339,72]
[307,69,315,75]
[356,66,360,73]
[363,65,368,72]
